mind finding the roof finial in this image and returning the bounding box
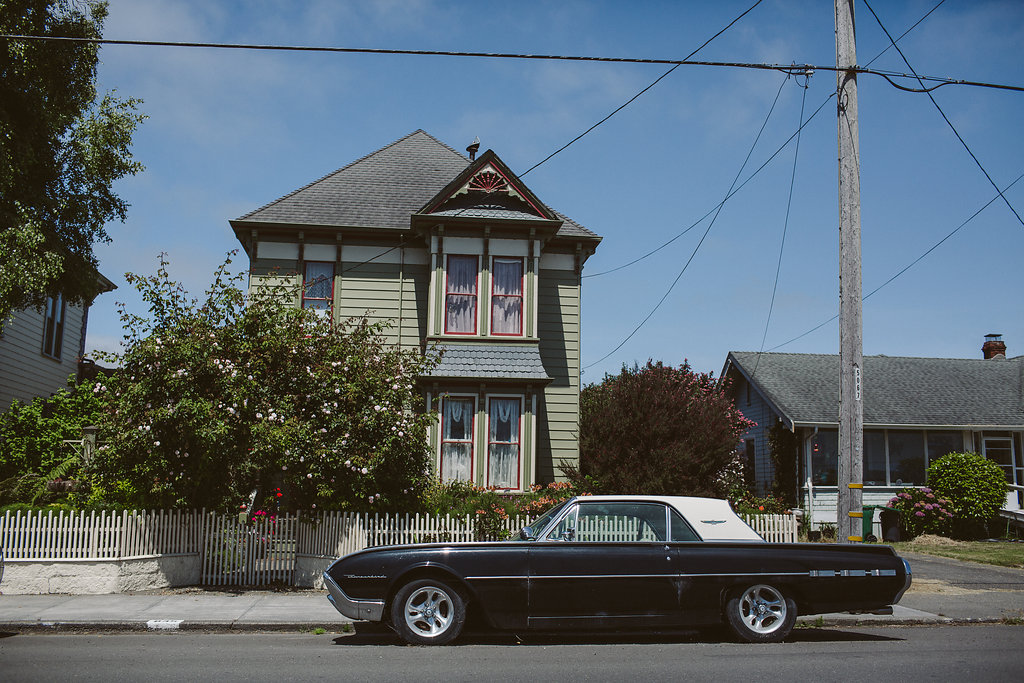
[466,136,480,161]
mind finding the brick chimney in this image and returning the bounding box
[982,333,1007,359]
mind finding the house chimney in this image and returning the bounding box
[982,333,1007,359]
[466,136,480,161]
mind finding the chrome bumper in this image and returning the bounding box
[323,572,385,622]
[894,558,913,604]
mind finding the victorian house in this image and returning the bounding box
[230,130,601,490]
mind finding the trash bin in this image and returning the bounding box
[861,505,881,542]
[878,508,901,542]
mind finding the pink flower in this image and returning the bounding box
[915,511,925,517]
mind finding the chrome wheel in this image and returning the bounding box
[403,585,454,638]
[391,578,466,645]
[725,583,796,643]
[738,584,786,634]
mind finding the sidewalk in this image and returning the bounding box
[0,550,1021,632]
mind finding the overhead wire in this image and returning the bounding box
[862,0,1024,229]
[582,72,793,372]
[751,70,811,378]
[586,0,947,279]
[520,0,765,177]
[767,170,1024,352]
[2,33,1020,92]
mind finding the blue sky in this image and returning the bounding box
[88,0,1024,379]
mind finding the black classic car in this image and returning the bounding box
[323,495,911,644]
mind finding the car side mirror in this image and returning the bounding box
[560,529,576,542]
[519,526,534,541]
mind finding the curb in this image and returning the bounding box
[0,620,356,633]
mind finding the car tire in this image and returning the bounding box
[391,578,466,645]
[725,583,796,643]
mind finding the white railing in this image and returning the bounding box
[742,513,799,543]
[0,509,798,582]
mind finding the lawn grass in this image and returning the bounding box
[889,535,1024,568]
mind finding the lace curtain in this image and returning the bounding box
[441,397,473,481]
[489,398,520,488]
[303,262,334,312]
[445,256,477,333]
[491,258,522,335]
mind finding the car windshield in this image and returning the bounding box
[522,500,569,539]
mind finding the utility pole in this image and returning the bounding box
[835,0,863,543]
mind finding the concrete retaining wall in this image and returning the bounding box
[294,555,332,589]
[2,554,201,595]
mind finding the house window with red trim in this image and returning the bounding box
[491,257,523,336]
[445,255,478,334]
[303,262,334,316]
[441,396,475,482]
[42,293,65,359]
[488,397,521,489]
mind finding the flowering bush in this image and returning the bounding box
[88,253,438,512]
[423,479,587,540]
[731,492,791,516]
[886,487,953,538]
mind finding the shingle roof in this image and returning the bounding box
[236,130,468,230]
[233,130,598,239]
[726,351,1024,428]
[426,343,552,382]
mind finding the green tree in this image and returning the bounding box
[88,254,438,512]
[0,379,104,504]
[1,0,144,321]
[565,361,755,497]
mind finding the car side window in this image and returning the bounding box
[670,508,701,542]
[545,504,579,541]
[559,503,668,543]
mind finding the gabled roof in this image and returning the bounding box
[233,130,468,231]
[724,351,1024,429]
[426,343,552,382]
[230,130,599,240]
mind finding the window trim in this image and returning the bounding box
[41,293,65,360]
[490,256,524,337]
[444,254,479,335]
[486,394,523,491]
[440,395,476,483]
[302,261,335,314]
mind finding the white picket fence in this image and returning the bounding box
[0,508,797,586]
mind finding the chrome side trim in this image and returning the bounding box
[323,572,385,622]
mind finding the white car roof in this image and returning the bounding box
[570,495,765,542]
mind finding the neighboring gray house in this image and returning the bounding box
[721,335,1023,528]
[229,130,601,489]
[0,274,114,410]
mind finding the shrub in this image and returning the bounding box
[422,479,586,540]
[886,487,953,538]
[87,253,438,512]
[927,452,1007,537]
[731,492,791,516]
[567,361,755,497]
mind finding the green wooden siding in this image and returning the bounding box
[336,261,428,351]
[537,268,581,482]
[249,257,427,352]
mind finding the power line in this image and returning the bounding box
[582,73,793,372]
[862,0,1024,229]
[584,92,833,279]
[520,0,765,176]
[2,33,1021,93]
[767,170,1024,351]
[751,71,811,378]
[583,0,947,280]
